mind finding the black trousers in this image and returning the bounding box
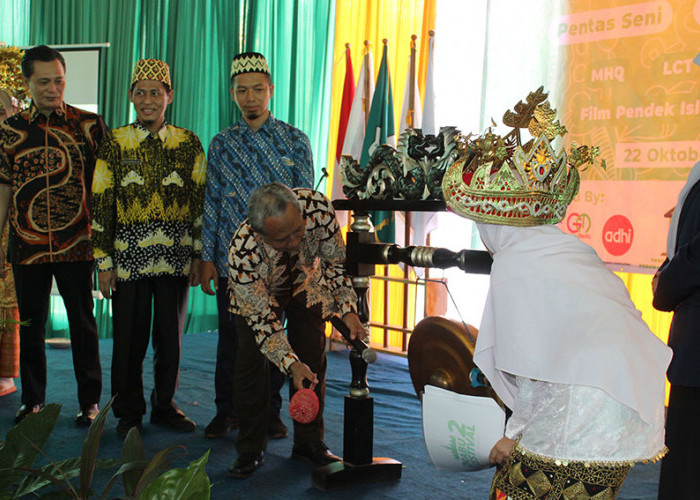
[234,296,327,456]
[213,275,284,418]
[111,276,188,419]
[13,261,101,406]
[658,385,700,499]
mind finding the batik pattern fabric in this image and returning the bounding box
[202,114,313,276]
[490,445,630,500]
[0,226,18,378]
[227,188,357,374]
[91,122,206,280]
[0,307,19,378]
[0,102,108,264]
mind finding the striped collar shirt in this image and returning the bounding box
[202,114,314,276]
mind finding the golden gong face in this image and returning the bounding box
[407,316,500,405]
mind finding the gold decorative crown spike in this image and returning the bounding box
[230,52,270,79]
[131,59,171,87]
[442,87,600,227]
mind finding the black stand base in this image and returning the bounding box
[311,457,402,491]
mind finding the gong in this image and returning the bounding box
[407,316,500,404]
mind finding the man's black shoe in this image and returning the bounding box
[75,404,99,427]
[292,441,342,466]
[268,414,289,439]
[116,417,142,439]
[228,452,264,478]
[205,413,238,438]
[14,403,45,424]
[151,408,196,433]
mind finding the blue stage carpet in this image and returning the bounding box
[0,332,660,498]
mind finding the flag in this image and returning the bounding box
[343,41,375,164]
[330,44,355,228]
[332,42,375,206]
[361,40,396,243]
[410,30,439,250]
[330,43,355,203]
[399,34,422,135]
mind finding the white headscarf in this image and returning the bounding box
[474,223,671,424]
[666,161,700,258]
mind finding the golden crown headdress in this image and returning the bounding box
[230,52,270,79]
[0,45,28,104]
[442,87,603,226]
[131,58,171,87]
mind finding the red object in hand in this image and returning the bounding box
[289,388,319,424]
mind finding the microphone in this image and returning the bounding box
[314,168,330,191]
[330,316,377,364]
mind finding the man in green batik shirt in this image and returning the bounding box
[90,58,206,439]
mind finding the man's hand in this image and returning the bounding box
[200,260,218,295]
[289,361,318,391]
[342,312,366,342]
[98,270,117,299]
[188,258,202,287]
[489,437,516,466]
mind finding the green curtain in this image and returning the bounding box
[28,0,335,184]
[0,0,30,46]
[28,0,337,337]
[28,0,141,131]
[247,0,336,189]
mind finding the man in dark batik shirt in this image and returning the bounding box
[0,45,107,426]
[226,183,365,478]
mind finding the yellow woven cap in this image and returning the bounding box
[131,59,171,87]
[230,52,270,79]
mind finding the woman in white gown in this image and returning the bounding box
[475,223,670,499]
[441,91,671,499]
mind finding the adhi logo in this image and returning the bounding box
[602,215,633,256]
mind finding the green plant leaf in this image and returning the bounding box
[0,404,61,494]
[13,457,119,498]
[79,397,114,496]
[121,425,145,496]
[13,457,81,496]
[100,460,149,500]
[140,451,211,500]
[9,465,75,497]
[133,446,185,497]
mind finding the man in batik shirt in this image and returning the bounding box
[91,59,206,438]
[0,45,106,426]
[226,183,364,478]
[201,52,313,439]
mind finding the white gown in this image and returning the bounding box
[474,223,671,464]
[505,377,666,463]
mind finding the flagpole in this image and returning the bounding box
[363,40,371,126]
[380,38,390,349]
[403,35,419,350]
[407,34,417,130]
[425,30,435,281]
